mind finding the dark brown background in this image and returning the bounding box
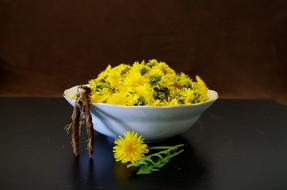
[0,0,287,101]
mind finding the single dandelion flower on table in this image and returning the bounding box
[113,131,149,164]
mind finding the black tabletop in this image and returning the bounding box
[0,98,287,190]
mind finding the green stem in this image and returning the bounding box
[149,144,184,150]
[173,149,184,157]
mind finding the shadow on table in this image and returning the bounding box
[67,134,209,190]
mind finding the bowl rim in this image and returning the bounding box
[63,85,218,109]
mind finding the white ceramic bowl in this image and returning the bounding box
[64,85,218,141]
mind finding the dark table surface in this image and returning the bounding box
[0,98,287,190]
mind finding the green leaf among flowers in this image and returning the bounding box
[127,144,184,175]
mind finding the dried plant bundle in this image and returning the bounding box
[65,86,94,158]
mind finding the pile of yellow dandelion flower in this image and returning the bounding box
[113,131,149,163]
[88,59,209,106]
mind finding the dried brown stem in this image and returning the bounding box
[86,114,94,157]
[79,86,94,157]
[71,103,81,158]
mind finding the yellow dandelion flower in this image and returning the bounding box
[124,72,148,87]
[132,61,149,75]
[196,75,208,95]
[113,131,149,163]
[159,74,175,87]
[90,87,111,103]
[168,98,181,106]
[119,85,134,94]
[106,92,139,106]
[148,66,164,77]
[70,94,78,100]
[90,93,106,103]
[134,84,154,105]
[157,61,176,75]
[95,65,112,82]
[151,99,165,106]
[146,59,159,67]
[126,93,140,106]
[106,92,127,105]
[181,88,194,104]
[174,73,192,88]
[106,72,121,88]
[88,78,97,90]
